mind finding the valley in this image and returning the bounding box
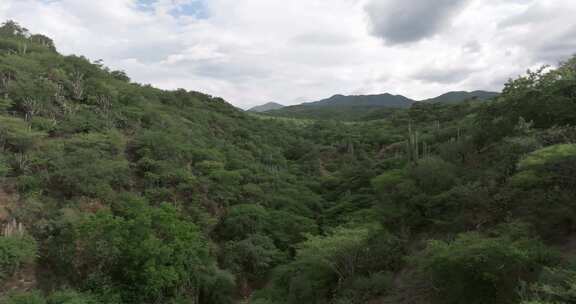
[0,20,576,304]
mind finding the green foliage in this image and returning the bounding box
[1,21,576,304]
[414,229,557,304]
[475,57,576,146]
[511,144,576,191]
[0,153,10,177]
[521,267,576,304]
[334,272,393,304]
[0,234,37,280]
[255,228,402,304]
[297,227,371,284]
[46,197,216,303]
[218,204,269,240]
[410,157,457,195]
[0,290,101,304]
[0,116,43,154]
[371,169,424,235]
[47,290,101,304]
[0,291,46,304]
[267,210,318,250]
[34,131,130,198]
[519,144,576,170]
[222,234,284,279]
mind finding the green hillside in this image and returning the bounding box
[306,93,414,108]
[422,90,499,104]
[1,21,576,304]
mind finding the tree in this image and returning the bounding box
[414,229,556,304]
[218,204,269,241]
[267,210,317,252]
[0,21,29,38]
[409,157,457,195]
[297,227,370,287]
[30,34,55,51]
[371,169,423,235]
[222,234,284,298]
[48,197,216,303]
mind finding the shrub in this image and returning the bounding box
[518,144,576,170]
[0,235,37,280]
[0,291,45,304]
[414,230,556,304]
[0,154,10,177]
[410,157,457,195]
[335,272,393,303]
[512,144,576,189]
[47,290,101,304]
[520,267,576,304]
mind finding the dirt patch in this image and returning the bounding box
[0,263,38,294]
[0,181,38,294]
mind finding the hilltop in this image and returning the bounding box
[421,90,499,104]
[247,102,285,112]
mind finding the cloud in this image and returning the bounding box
[290,32,354,46]
[536,35,576,63]
[462,40,482,53]
[415,66,477,84]
[364,0,471,45]
[498,1,576,64]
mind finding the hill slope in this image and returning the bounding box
[0,20,322,304]
[306,93,414,108]
[422,90,499,104]
[247,102,284,112]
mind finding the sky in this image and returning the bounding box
[1,0,575,109]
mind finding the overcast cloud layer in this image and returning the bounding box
[1,0,575,108]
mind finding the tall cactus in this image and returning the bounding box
[407,120,434,162]
[407,120,420,163]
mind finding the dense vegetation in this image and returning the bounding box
[0,21,575,304]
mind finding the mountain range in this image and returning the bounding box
[256,90,499,121]
[421,90,500,104]
[303,93,414,108]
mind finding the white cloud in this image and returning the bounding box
[0,0,574,108]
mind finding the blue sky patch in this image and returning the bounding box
[136,0,208,19]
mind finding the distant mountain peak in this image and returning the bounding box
[247,102,285,112]
[306,93,414,108]
[421,90,499,104]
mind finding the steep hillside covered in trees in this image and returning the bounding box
[1,21,576,304]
